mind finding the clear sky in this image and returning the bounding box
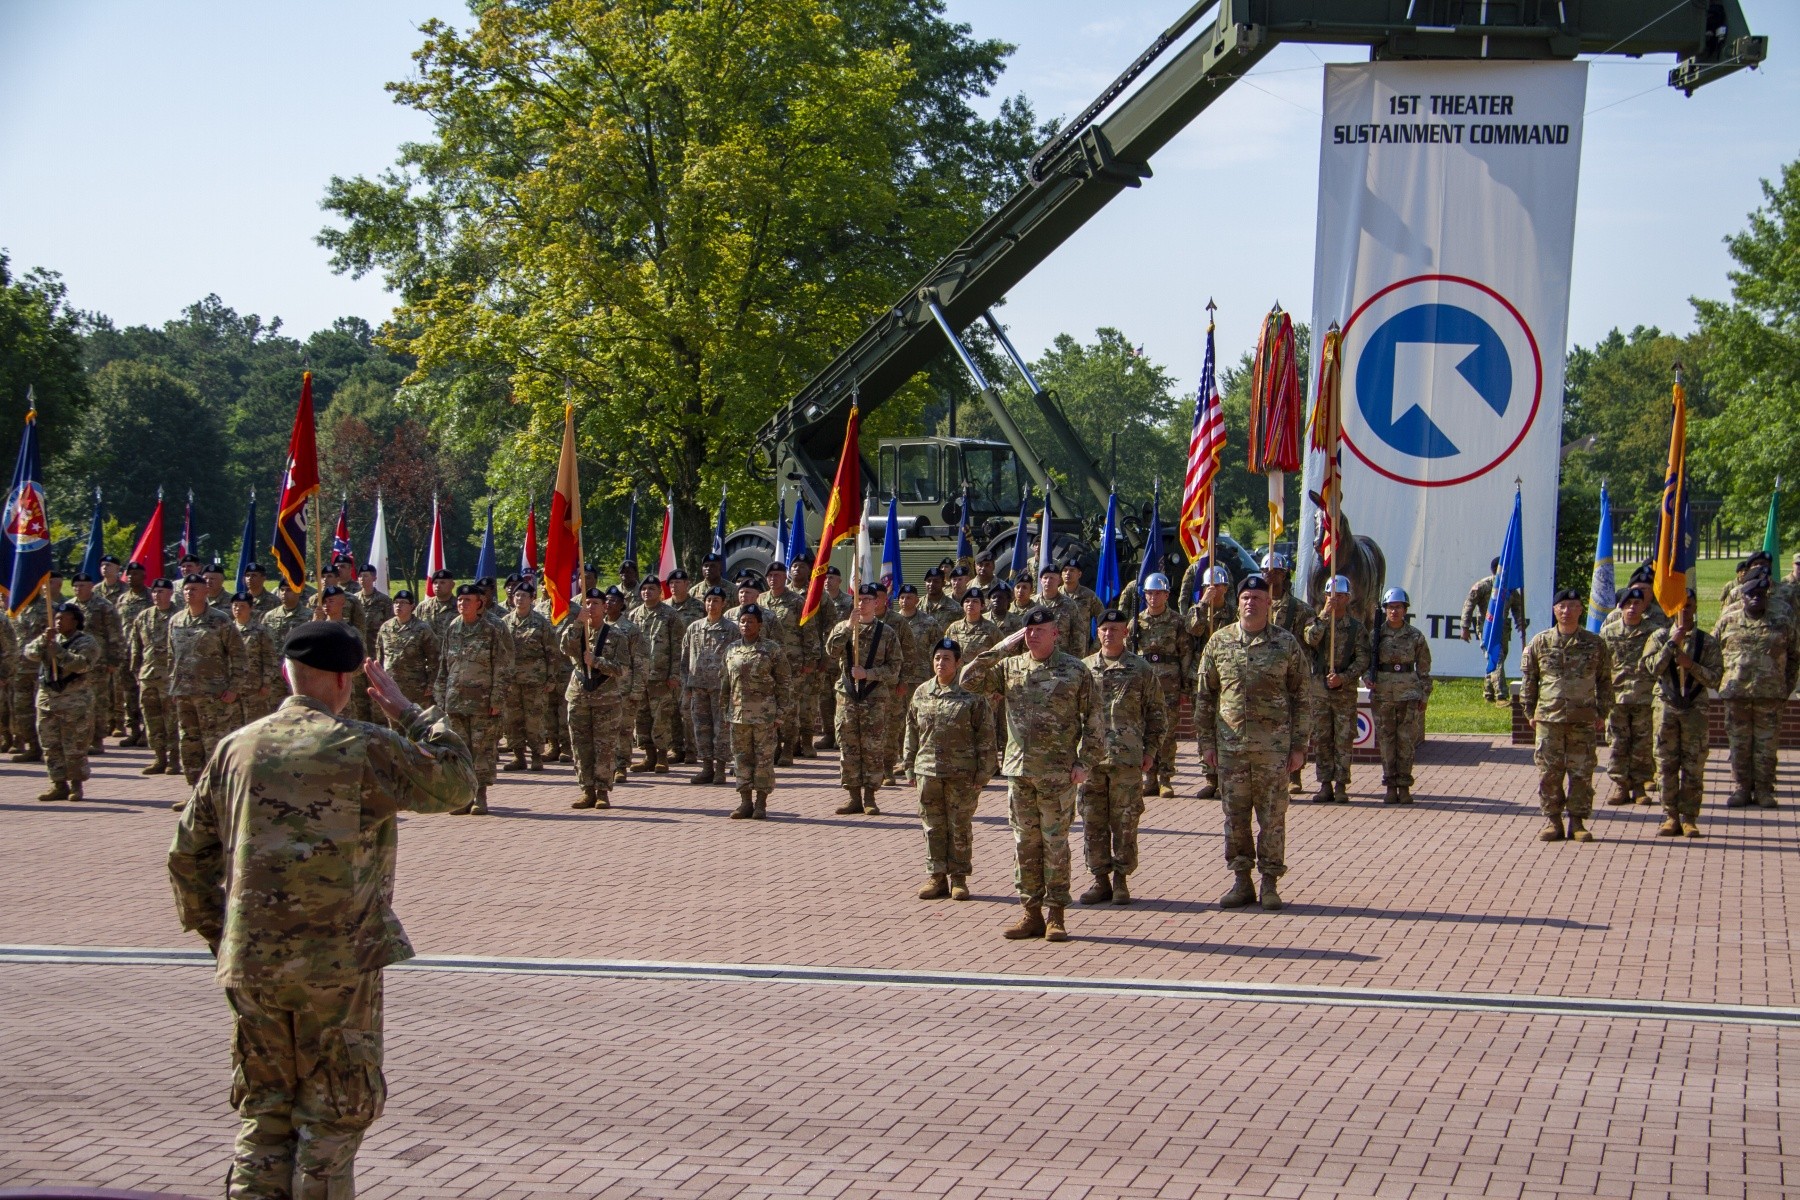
[2,1,1793,398]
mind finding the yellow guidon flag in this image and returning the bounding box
[1651,365,1694,618]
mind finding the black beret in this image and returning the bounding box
[933,637,962,658]
[949,565,970,578]
[358,564,377,575]
[701,552,723,563]
[47,567,63,578]
[620,558,639,570]
[963,587,985,602]
[1038,564,1060,578]
[975,550,995,564]
[604,585,624,598]
[768,561,788,572]
[244,562,264,574]
[791,550,814,563]
[475,577,495,590]
[666,568,688,581]
[99,554,120,565]
[71,571,95,583]
[1630,564,1656,584]
[857,582,881,597]
[126,561,145,571]
[178,554,202,565]
[1743,574,1771,594]
[897,583,918,595]
[504,573,521,586]
[393,589,415,602]
[738,603,764,620]
[937,557,955,567]
[1100,608,1129,624]
[736,576,763,591]
[824,565,842,577]
[1240,573,1270,593]
[151,577,174,590]
[638,575,661,588]
[1061,559,1084,571]
[1553,587,1583,604]
[583,562,599,573]
[1621,585,1647,602]
[180,573,205,586]
[430,569,454,581]
[703,585,727,598]
[230,591,252,604]
[513,582,536,596]
[1024,607,1056,626]
[55,601,84,628]
[1748,549,1773,566]
[281,621,364,672]
[205,561,225,574]
[321,585,345,599]
[583,587,607,600]
[923,566,944,579]
[454,583,480,597]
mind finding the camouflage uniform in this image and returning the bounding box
[1030,593,1087,658]
[1519,627,1613,827]
[1599,615,1659,802]
[231,618,283,726]
[944,615,1004,769]
[1182,599,1237,795]
[168,694,476,1200]
[10,603,48,756]
[74,591,124,746]
[825,617,902,794]
[1300,611,1369,795]
[605,615,647,779]
[1269,588,1317,790]
[627,599,684,763]
[1128,607,1189,794]
[434,617,514,791]
[1195,622,1309,881]
[112,583,154,739]
[129,605,178,767]
[169,607,248,784]
[1464,574,1528,701]
[961,643,1105,910]
[1065,584,1105,647]
[720,636,790,798]
[356,587,394,636]
[1712,606,1798,808]
[561,618,635,803]
[670,592,707,757]
[0,615,15,748]
[261,599,312,652]
[23,629,101,789]
[679,615,740,773]
[1080,649,1166,881]
[413,593,458,641]
[760,586,812,756]
[891,607,943,771]
[1368,620,1432,794]
[244,586,282,620]
[903,677,994,878]
[501,608,558,762]
[813,587,853,744]
[1644,624,1723,825]
[375,616,439,711]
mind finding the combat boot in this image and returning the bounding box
[1140,775,1157,797]
[89,738,106,755]
[1333,781,1350,804]
[752,791,767,819]
[185,770,200,786]
[1568,816,1594,842]
[1196,780,1218,800]
[1538,816,1565,842]
[448,802,475,815]
[469,785,490,815]
[1310,783,1333,804]
[1726,789,1751,808]
[11,744,41,763]
[1682,821,1705,838]
[141,754,167,776]
[1289,771,1304,794]
[730,790,755,819]
[501,750,527,772]
[1383,784,1400,804]
[594,788,611,809]
[834,790,863,815]
[690,760,715,786]
[1655,816,1682,836]
[1397,787,1414,805]
[918,874,949,900]
[69,782,83,802]
[1044,905,1068,942]
[1002,902,1045,940]
[1112,871,1131,905]
[775,745,793,767]
[1259,875,1284,911]
[1078,873,1113,905]
[169,797,187,812]
[652,748,669,774]
[36,781,68,803]
[571,786,597,809]
[1757,792,1779,809]
[713,759,729,786]
[629,750,655,773]
[1634,786,1652,806]
[1220,870,1256,909]
[795,734,815,758]
[861,787,881,815]
[1605,782,1631,806]
[948,875,970,901]
[528,747,545,772]
[1158,782,1175,798]
[817,730,837,751]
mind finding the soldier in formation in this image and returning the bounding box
[720,602,789,820]
[1599,585,1659,807]
[1260,553,1316,796]
[501,581,557,772]
[679,586,739,786]
[1301,576,1368,804]
[628,575,683,774]
[376,589,438,715]
[1644,588,1721,836]
[893,584,943,776]
[902,636,993,901]
[24,602,102,802]
[229,592,282,726]
[111,560,153,745]
[1183,564,1237,799]
[1519,587,1612,843]
[563,587,635,811]
[70,570,123,752]
[1368,588,1432,804]
[437,582,513,814]
[825,583,901,815]
[1463,556,1529,703]
[169,573,245,797]
[1129,573,1188,798]
[1712,572,1796,810]
[1078,609,1165,907]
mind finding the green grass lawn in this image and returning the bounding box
[1424,677,1510,735]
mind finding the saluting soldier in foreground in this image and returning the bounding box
[1194,573,1309,912]
[1520,587,1613,843]
[1643,588,1721,836]
[1301,576,1369,804]
[24,602,102,802]
[720,602,789,820]
[1368,588,1431,804]
[1079,609,1166,907]
[961,607,1105,943]
[902,637,993,902]
[168,624,476,1200]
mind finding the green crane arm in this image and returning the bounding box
[752,0,1766,512]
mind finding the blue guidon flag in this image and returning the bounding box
[2,394,53,618]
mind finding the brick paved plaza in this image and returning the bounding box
[1,734,1794,1199]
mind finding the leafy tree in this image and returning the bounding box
[0,252,90,458]
[1693,155,1800,549]
[319,0,1048,564]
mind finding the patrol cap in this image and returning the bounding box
[454,583,481,598]
[667,568,689,581]
[1382,587,1409,607]
[1144,572,1170,592]
[393,589,416,603]
[151,577,174,590]
[231,590,252,604]
[703,585,727,599]
[181,573,205,587]
[1240,573,1270,593]
[1024,607,1056,626]
[281,621,364,673]
[583,587,607,600]
[933,637,962,658]
[1260,551,1288,571]
[857,582,882,597]
[430,569,454,581]
[99,554,120,565]
[1204,565,1231,586]
[321,585,346,599]
[55,601,85,628]
[1621,585,1647,602]
[897,583,918,595]
[1099,608,1129,625]
[1553,586,1583,604]
[738,602,764,620]
[71,571,95,583]
[1327,575,1351,595]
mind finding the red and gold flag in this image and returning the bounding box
[799,405,862,625]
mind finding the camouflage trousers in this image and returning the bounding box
[89,666,116,743]
[731,720,777,792]
[10,671,39,749]
[174,694,232,781]
[1311,683,1357,787]
[446,709,500,786]
[1654,702,1710,821]
[1374,700,1425,787]
[502,683,550,754]
[1534,719,1598,819]
[347,672,372,726]
[1483,627,1514,701]
[915,775,980,876]
[885,683,917,772]
[686,687,727,763]
[634,685,677,752]
[116,666,141,736]
[816,675,837,744]
[37,686,93,785]
[1148,682,1182,788]
[139,681,177,761]
[566,693,620,795]
[835,691,888,790]
[1724,698,1782,804]
[1220,749,1288,878]
[1607,701,1655,791]
[549,672,571,757]
[224,971,383,1200]
[1080,763,1144,877]
[237,692,277,729]
[1007,774,1078,907]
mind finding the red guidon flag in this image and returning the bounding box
[521,501,538,574]
[544,405,583,623]
[655,494,678,599]
[130,493,167,585]
[270,371,319,590]
[799,405,862,625]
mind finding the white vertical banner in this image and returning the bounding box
[1300,61,1587,678]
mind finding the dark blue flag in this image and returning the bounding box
[1135,484,1164,613]
[235,489,259,593]
[1095,490,1122,609]
[79,488,105,581]
[2,400,53,617]
[784,496,807,566]
[1008,485,1032,579]
[711,487,727,557]
[624,491,639,568]
[1484,487,1525,676]
[474,501,497,581]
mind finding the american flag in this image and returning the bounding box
[1179,314,1226,562]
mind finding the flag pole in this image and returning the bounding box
[1327,321,1342,672]
[1205,298,1219,575]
